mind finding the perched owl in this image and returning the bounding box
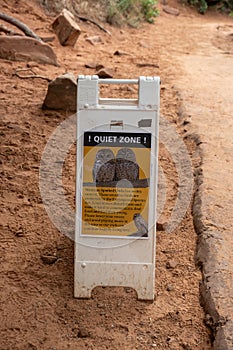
[130,213,148,237]
[92,148,115,183]
[115,148,139,182]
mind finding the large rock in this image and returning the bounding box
[0,36,58,65]
[52,9,81,46]
[163,6,180,16]
[43,73,77,111]
[96,67,113,79]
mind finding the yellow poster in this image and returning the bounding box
[81,132,152,238]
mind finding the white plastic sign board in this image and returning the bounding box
[75,76,160,300]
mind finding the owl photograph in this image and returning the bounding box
[130,213,148,237]
[115,148,139,182]
[92,148,115,183]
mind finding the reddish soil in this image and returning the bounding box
[1,0,231,349]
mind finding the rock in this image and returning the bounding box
[0,36,58,66]
[166,336,176,343]
[166,284,174,291]
[137,63,159,68]
[118,324,129,332]
[97,302,105,308]
[99,311,106,316]
[40,36,55,43]
[163,6,180,16]
[77,326,90,338]
[86,35,103,45]
[114,50,131,56]
[85,62,104,70]
[85,62,100,69]
[43,73,77,111]
[15,228,24,237]
[166,260,178,269]
[41,254,58,265]
[156,221,167,231]
[95,64,105,71]
[52,9,81,46]
[96,68,113,79]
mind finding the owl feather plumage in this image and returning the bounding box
[92,149,115,183]
[115,148,139,182]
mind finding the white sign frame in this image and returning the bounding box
[75,76,160,300]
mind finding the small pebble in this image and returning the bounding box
[15,228,24,237]
[97,302,105,308]
[167,284,174,291]
[166,260,178,269]
[41,254,58,265]
[78,326,90,338]
[156,222,167,231]
[28,343,37,350]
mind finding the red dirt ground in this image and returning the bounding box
[2,0,231,349]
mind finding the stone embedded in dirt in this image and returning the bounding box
[41,254,58,265]
[167,336,177,344]
[43,73,77,111]
[167,284,174,291]
[26,62,40,69]
[77,326,91,338]
[118,324,129,332]
[156,221,167,231]
[41,36,55,43]
[15,227,24,237]
[166,260,178,269]
[182,343,192,350]
[85,62,101,69]
[28,342,38,350]
[86,35,103,45]
[113,50,131,56]
[97,302,105,308]
[96,68,113,79]
[52,9,81,46]
[85,62,104,70]
[0,36,58,66]
[96,64,105,71]
[137,63,159,68]
[163,6,180,16]
[28,343,37,350]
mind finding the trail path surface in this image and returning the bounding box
[0,1,232,349]
[156,11,233,349]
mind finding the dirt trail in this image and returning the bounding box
[159,12,233,349]
[0,1,232,349]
